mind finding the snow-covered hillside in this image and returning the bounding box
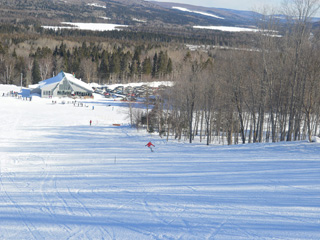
[193,25,259,32]
[0,85,320,239]
[172,6,224,19]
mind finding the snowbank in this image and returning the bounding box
[311,136,320,143]
[0,84,21,95]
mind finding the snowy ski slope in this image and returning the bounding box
[0,86,320,239]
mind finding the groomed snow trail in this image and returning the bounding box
[0,95,320,239]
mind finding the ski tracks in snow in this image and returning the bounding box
[40,169,73,234]
[0,170,44,239]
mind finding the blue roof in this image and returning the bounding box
[39,71,65,87]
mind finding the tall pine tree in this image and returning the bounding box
[167,58,173,75]
[142,57,152,75]
[157,51,168,78]
[32,58,41,84]
[152,53,158,78]
[99,50,110,80]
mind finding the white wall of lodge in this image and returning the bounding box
[41,78,92,98]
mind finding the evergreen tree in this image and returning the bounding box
[53,46,59,57]
[12,49,17,58]
[58,43,67,57]
[71,56,81,75]
[121,52,132,80]
[133,48,141,62]
[62,56,69,72]
[152,53,158,78]
[81,41,88,57]
[91,45,99,62]
[130,59,140,80]
[0,42,5,55]
[52,56,58,76]
[32,58,41,84]
[137,59,142,79]
[157,51,168,77]
[166,58,173,74]
[110,52,121,79]
[99,50,109,80]
[142,57,152,75]
[70,48,81,74]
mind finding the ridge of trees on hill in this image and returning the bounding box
[0,0,235,27]
[0,21,245,47]
[0,38,175,86]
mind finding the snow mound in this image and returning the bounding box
[311,136,320,143]
[0,84,21,95]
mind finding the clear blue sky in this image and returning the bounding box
[151,0,282,12]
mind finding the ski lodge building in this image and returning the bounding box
[30,71,93,98]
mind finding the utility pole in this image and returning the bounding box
[20,73,23,90]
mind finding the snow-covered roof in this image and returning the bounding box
[63,72,93,92]
[36,71,64,89]
[35,71,93,92]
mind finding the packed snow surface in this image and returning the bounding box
[1,85,320,239]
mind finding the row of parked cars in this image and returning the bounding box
[94,84,169,101]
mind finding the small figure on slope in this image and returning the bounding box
[145,141,155,152]
[90,120,92,126]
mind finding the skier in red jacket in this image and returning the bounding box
[145,141,155,152]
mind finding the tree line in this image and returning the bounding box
[0,39,174,86]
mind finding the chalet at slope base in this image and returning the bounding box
[30,71,93,98]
